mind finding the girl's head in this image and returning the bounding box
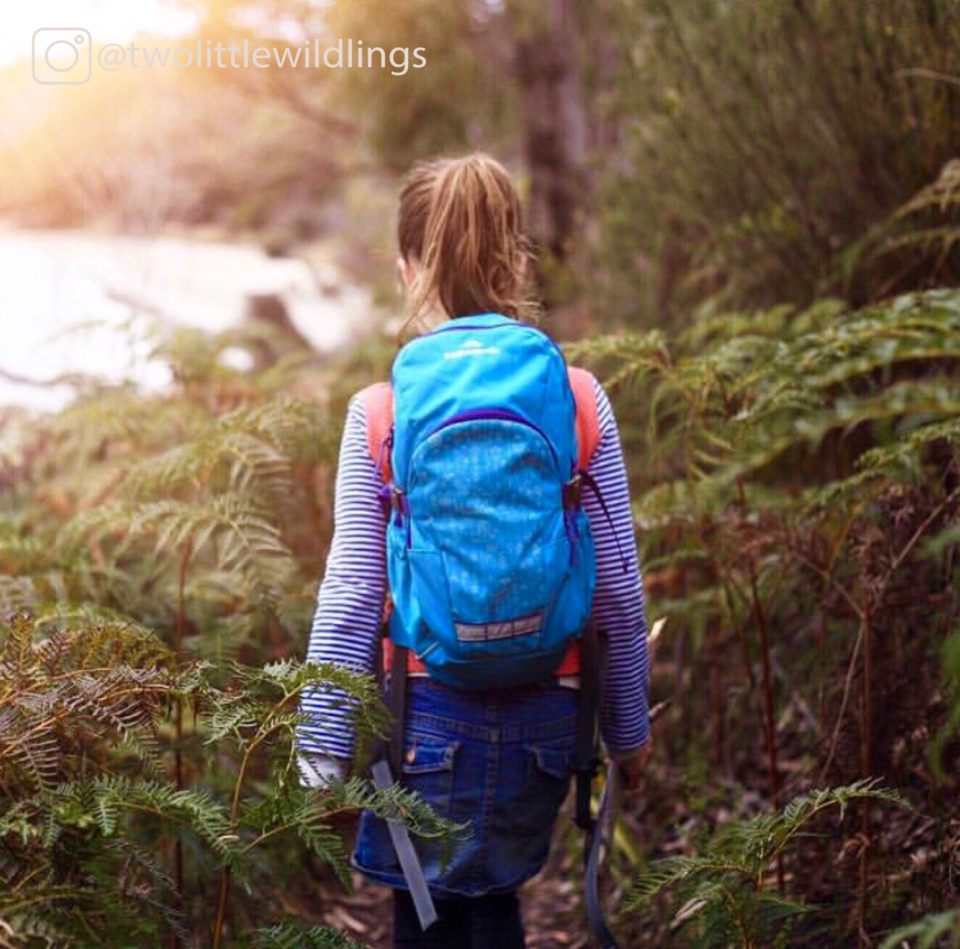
[396,153,538,338]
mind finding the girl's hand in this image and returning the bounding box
[297,752,348,789]
[615,740,652,791]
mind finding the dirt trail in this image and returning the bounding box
[310,826,595,948]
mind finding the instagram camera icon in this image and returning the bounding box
[33,28,92,84]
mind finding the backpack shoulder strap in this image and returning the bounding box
[568,366,601,470]
[359,382,394,482]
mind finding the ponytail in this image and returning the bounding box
[396,154,539,340]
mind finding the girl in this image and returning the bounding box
[297,153,651,949]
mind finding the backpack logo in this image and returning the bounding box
[443,338,501,360]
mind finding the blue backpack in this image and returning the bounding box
[376,312,597,689]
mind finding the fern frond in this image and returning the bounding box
[881,910,960,949]
[628,781,903,945]
[252,921,364,949]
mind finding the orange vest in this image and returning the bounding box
[361,367,601,677]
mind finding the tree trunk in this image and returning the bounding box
[509,0,588,262]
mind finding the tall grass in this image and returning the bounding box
[595,0,960,323]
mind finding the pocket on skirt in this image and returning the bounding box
[495,735,574,866]
[400,732,459,814]
[523,736,575,816]
[527,741,573,781]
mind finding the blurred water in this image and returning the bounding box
[0,228,372,410]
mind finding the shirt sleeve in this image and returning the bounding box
[296,394,387,760]
[583,376,651,754]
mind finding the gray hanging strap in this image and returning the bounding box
[585,698,669,948]
[370,640,437,931]
[578,621,622,949]
[370,758,438,931]
[585,760,621,949]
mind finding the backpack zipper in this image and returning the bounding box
[423,408,561,470]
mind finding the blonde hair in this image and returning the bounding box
[397,153,539,340]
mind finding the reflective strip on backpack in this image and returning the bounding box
[454,611,543,643]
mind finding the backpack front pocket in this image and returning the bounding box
[408,417,559,624]
[403,545,454,661]
[388,401,595,686]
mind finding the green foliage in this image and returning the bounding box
[629,782,903,949]
[0,326,458,946]
[930,625,960,778]
[0,614,181,792]
[571,290,960,500]
[574,289,960,945]
[881,911,960,949]
[0,614,223,945]
[6,328,338,657]
[252,922,364,949]
[326,0,514,171]
[597,0,960,321]
[854,159,960,302]
[0,610,444,946]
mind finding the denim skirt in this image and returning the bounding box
[353,676,578,897]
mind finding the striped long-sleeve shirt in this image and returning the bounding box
[297,373,650,763]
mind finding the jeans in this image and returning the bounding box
[393,890,524,949]
[353,676,578,898]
